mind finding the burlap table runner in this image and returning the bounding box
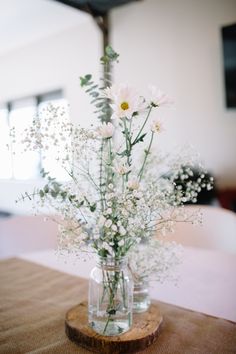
[0,258,235,354]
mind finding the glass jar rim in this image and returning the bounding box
[96,255,128,267]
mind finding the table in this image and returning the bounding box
[20,246,236,322]
[0,257,236,354]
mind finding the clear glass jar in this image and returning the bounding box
[88,256,133,336]
[133,279,151,313]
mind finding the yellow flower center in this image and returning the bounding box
[120,101,129,110]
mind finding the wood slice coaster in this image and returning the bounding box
[65,301,163,354]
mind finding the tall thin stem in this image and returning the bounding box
[138,131,154,180]
[132,106,152,145]
[123,118,131,182]
[105,137,113,190]
[99,140,105,211]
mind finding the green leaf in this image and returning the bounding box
[100,46,119,64]
[98,249,109,258]
[85,84,98,93]
[90,203,96,212]
[40,169,48,178]
[90,91,99,98]
[117,150,128,157]
[68,194,76,202]
[61,191,67,200]
[39,190,44,198]
[133,133,147,145]
[43,185,49,193]
[95,102,104,108]
[52,182,61,190]
[118,326,123,334]
[51,190,58,198]
[80,74,92,87]
[107,309,116,315]
[105,46,119,61]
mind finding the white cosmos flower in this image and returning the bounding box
[104,84,145,120]
[97,122,114,138]
[148,85,173,107]
[151,119,163,133]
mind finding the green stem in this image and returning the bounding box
[123,119,130,161]
[108,138,112,162]
[123,119,131,182]
[129,118,133,136]
[99,140,104,211]
[100,268,108,305]
[122,175,125,193]
[103,315,111,334]
[138,131,154,180]
[102,268,121,335]
[132,106,152,145]
[122,271,126,307]
[104,137,113,205]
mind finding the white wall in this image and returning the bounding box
[111,0,236,187]
[0,0,236,214]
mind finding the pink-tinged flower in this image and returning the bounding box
[150,119,163,133]
[104,84,145,120]
[127,177,140,190]
[148,85,173,107]
[97,122,115,138]
[113,158,131,175]
[103,84,120,100]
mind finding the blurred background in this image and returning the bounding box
[0,0,235,215]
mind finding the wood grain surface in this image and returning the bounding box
[65,301,163,354]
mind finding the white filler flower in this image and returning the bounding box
[150,120,163,133]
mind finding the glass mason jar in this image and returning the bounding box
[88,256,133,336]
[133,279,151,313]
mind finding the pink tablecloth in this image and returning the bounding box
[20,246,236,322]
